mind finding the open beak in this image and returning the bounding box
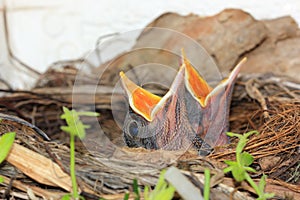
[119,63,186,122]
[119,51,246,150]
[181,50,213,107]
[119,71,161,121]
[120,63,202,150]
[182,51,246,108]
[182,53,247,146]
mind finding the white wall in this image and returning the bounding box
[1,0,300,88]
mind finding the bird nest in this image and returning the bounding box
[0,64,299,199]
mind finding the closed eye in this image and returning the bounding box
[128,121,139,137]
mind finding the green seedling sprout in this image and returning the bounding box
[204,168,211,200]
[102,170,176,200]
[144,170,175,200]
[60,106,99,200]
[0,132,16,183]
[223,131,275,200]
[132,178,140,200]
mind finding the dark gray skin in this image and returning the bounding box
[183,57,245,147]
[121,57,245,153]
[123,107,212,155]
[184,66,240,147]
[184,83,231,147]
[122,69,212,155]
[123,109,158,149]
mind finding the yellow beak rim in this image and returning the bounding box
[120,71,161,121]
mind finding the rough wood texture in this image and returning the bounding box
[6,143,73,192]
[144,9,267,72]
[144,9,300,80]
[95,9,299,81]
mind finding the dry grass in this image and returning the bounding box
[0,68,299,199]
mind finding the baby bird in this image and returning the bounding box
[120,51,246,153]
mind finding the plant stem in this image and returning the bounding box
[204,169,210,200]
[70,134,79,199]
[245,172,260,197]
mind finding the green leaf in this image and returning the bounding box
[240,152,254,166]
[155,170,166,190]
[0,176,4,183]
[244,130,259,138]
[223,166,233,174]
[79,196,85,200]
[61,193,86,200]
[73,122,87,139]
[226,132,241,138]
[0,132,16,164]
[244,166,257,173]
[223,160,238,174]
[236,137,248,154]
[61,194,72,200]
[258,174,267,192]
[132,179,140,200]
[77,111,100,117]
[235,131,258,154]
[123,193,130,200]
[60,107,98,139]
[144,170,175,200]
[61,107,71,119]
[154,186,175,200]
[262,193,275,199]
[143,186,150,200]
[60,126,71,133]
[232,166,246,182]
[223,131,275,199]
[224,160,237,166]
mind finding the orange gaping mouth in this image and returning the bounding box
[120,50,247,121]
[182,51,212,107]
[120,71,161,121]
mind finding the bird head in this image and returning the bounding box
[120,64,203,151]
[182,53,246,146]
